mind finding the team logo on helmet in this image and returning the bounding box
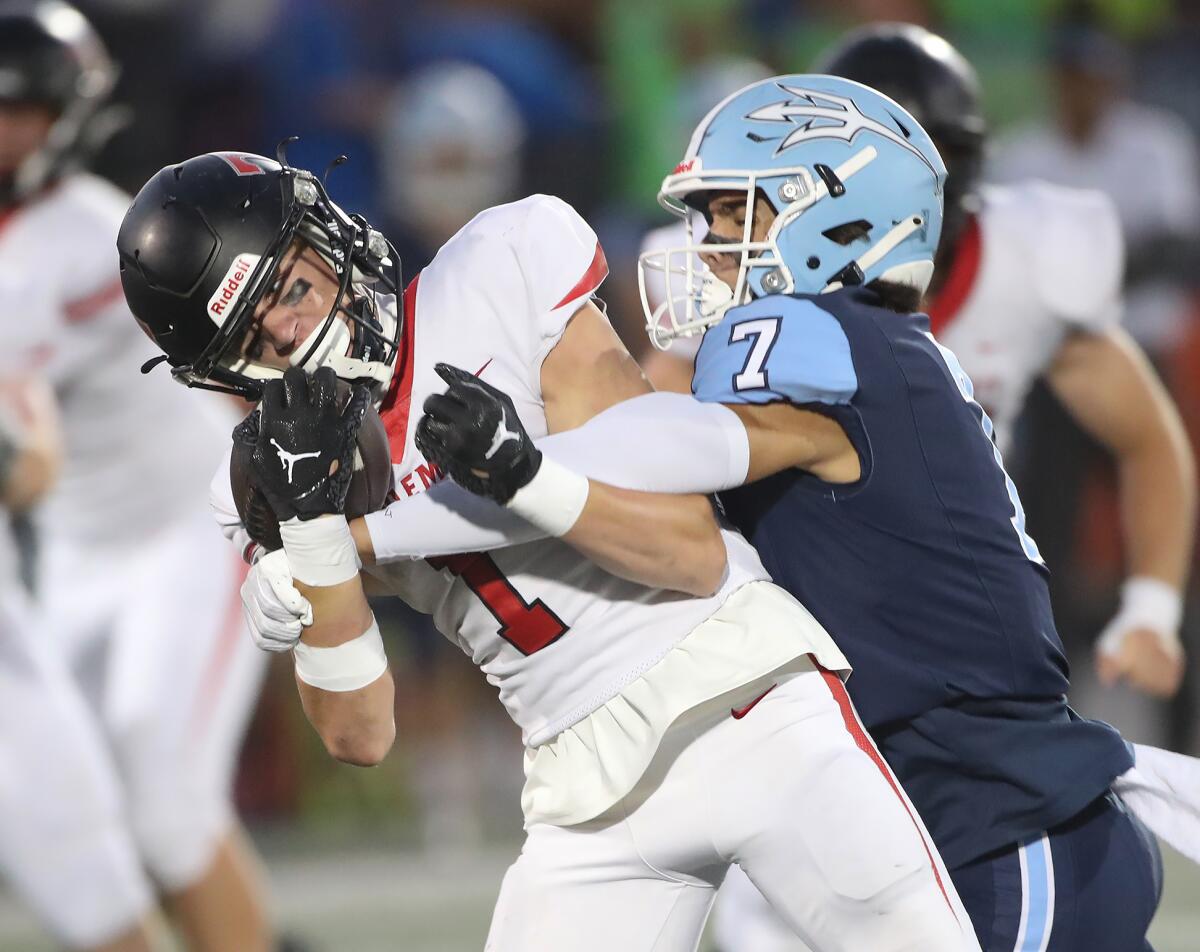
[745,83,937,175]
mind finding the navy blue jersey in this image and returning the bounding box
[693,287,1132,868]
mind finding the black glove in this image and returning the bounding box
[414,363,541,504]
[234,365,371,521]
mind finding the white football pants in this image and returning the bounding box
[0,585,152,948]
[38,507,266,891]
[487,658,980,952]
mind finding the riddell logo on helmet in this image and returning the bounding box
[672,158,701,175]
[206,253,261,323]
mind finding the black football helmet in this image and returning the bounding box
[813,23,985,246]
[0,0,118,205]
[117,147,403,400]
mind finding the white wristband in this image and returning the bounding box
[1098,576,1183,657]
[293,619,388,691]
[506,456,590,537]
[280,516,361,587]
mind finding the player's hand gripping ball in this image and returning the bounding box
[230,366,394,548]
[415,363,541,504]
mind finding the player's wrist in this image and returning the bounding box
[1098,576,1184,657]
[293,617,388,691]
[506,455,589,537]
[280,515,361,587]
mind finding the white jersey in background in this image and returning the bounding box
[0,173,233,547]
[0,172,266,909]
[991,101,1199,354]
[927,182,1124,448]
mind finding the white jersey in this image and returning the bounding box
[928,182,1124,449]
[365,195,780,747]
[0,174,235,548]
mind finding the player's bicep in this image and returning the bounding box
[728,402,859,483]
[695,300,860,482]
[540,300,652,433]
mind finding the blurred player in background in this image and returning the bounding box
[699,24,1196,951]
[117,149,981,951]
[0,3,270,949]
[0,374,160,952]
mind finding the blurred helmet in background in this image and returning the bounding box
[0,0,118,205]
[641,75,946,347]
[117,150,402,400]
[377,61,525,246]
[813,23,984,246]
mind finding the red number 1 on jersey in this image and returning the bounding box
[427,553,569,655]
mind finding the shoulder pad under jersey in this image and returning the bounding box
[692,295,858,406]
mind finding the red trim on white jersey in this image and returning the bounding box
[816,661,958,920]
[380,274,421,463]
[189,552,251,742]
[552,241,608,311]
[926,215,982,338]
[64,277,126,323]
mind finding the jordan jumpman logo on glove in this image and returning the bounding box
[234,366,371,521]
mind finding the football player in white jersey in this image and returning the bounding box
[0,371,161,952]
[0,4,271,950]
[117,147,982,951]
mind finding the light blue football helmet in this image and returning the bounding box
[640,75,947,348]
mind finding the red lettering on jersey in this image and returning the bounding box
[427,552,569,655]
[926,215,982,337]
[552,241,609,311]
[416,461,443,489]
[217,153,270,176]
[399,473,416,496]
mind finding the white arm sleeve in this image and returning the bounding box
[363,392,749,562]
[538,392,750,494]
[364,480,544,562]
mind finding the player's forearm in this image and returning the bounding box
[285,518,395,766]
[295,663,395,767]
[356,478,544,565]
[1116,420,1196,588]
[292,576,395,766]
[539,392,750,494]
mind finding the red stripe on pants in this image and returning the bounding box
[817,663,957,919]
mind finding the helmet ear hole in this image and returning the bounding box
[822,220,873,246]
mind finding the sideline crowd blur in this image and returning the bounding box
[68,0,1200,845]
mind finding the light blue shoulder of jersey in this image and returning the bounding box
[692,295,858,406]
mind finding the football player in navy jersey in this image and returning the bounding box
[416,75,1193,950]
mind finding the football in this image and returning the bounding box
[229,385,395,550]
